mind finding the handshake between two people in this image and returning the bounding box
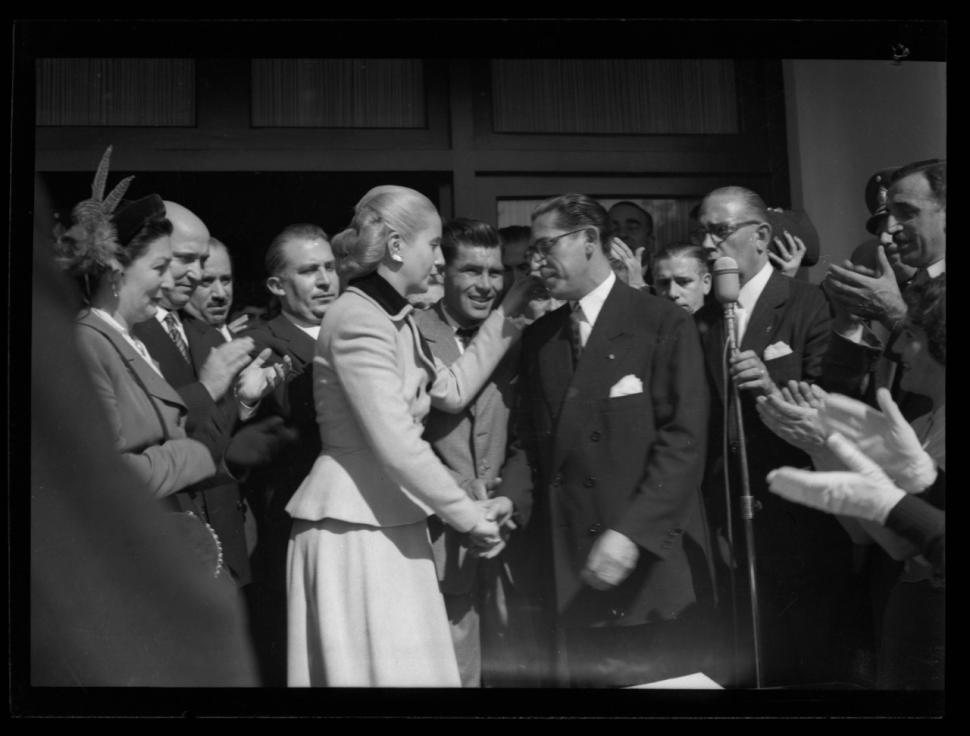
[459,477,518,560]
[760,382,938,525]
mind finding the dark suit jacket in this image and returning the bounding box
[240,314,320,585]
[695,270,847,578]
[515,278,713,628]
[415,302,533,596]
[132,312,251,585]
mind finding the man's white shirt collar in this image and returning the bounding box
[735,261,773,344]
[575,270,616,331]
[282,312,320,341]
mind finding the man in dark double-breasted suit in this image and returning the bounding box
[510,194,715,688]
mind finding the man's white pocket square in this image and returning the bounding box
[609,374,643,398]
[763,341,794,361]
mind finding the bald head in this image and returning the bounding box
[161,200,211,309]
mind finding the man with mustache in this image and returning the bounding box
[822,160,946,416]
[186,237,244,341]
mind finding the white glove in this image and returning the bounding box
[767,432,906,524]
[817,388,938,493]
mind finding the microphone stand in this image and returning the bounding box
[723,302,764,688]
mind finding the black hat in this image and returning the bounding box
[864,167,898,235]
[765,209,820,267]
[112,194,166,247]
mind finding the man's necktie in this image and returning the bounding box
[164,312,192,364]
[455,325,479,350]
[568,302,584,365]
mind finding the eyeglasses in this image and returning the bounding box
[530,227,590,258]
[696,220,764,244]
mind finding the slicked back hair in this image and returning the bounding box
[265,223,329,277]
[532,193,612,255]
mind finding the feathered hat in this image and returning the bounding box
[52,145,135,279]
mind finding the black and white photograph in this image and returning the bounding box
[11,17,946,719]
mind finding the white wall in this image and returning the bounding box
[783,60,946,282]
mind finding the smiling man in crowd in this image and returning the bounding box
[414,217,534,686]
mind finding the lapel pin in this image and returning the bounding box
[608,353,615,360]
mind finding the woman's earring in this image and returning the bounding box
[112,279,119,298]
[390,252,404,263]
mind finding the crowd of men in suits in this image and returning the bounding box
[38,157,944,690]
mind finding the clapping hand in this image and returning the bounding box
[818,388,938,493]
[756,380,829,454]
[199,337,255,401]
[234,348,293,405]
[824,246,907,329]
[767,432,906,524]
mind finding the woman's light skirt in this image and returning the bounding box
[287,517,461,687]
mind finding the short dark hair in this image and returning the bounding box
[891,159,946,208]
[904,273,945,366]
[652,242,710,274]
[532,193,612,255]
[498,225,531,245]
[441,217,501,265]
[608,200,654,235]
[265,223,329,276]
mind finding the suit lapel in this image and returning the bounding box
[182,311,220,374]
[697,303,727,404]
[132,316,198,386]
[537,304,574,426]
[78,313,188,411]
[740,270,790,357]
[420,303,463,366]
[550,281,636,472]
[268,314,316,368]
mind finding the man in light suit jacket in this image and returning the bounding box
[693,185,852,688]
[511,194,715,688]
[414,218,534,687]
[132,201,258,586]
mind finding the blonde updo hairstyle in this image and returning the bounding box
[332,185,438,282]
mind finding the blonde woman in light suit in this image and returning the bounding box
[286,186,534,687]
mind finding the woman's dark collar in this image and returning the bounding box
[349,271,410,317]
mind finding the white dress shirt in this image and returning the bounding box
[572,270,616,348]
[736,261,773,345]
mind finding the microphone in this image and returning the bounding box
[712,256,740,305]
[712,257,740,353]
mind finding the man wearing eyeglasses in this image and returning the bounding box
[503,193,716,687]
[694,186,853,688]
